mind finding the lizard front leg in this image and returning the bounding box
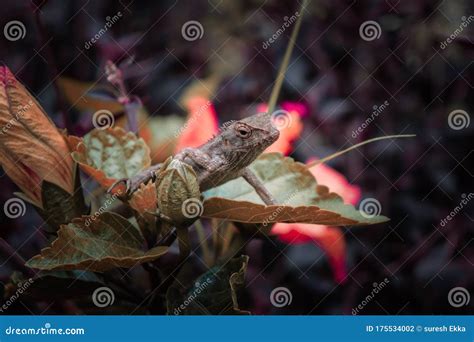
[241,168,276,205]
[175,147,224,183]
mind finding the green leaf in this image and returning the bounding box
[167,255,250,315]
[26,212,168,272]
[39,165,88,232]
[202,153,389,226]
[72,127,151,188]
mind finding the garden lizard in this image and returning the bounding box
[119,112,280,205]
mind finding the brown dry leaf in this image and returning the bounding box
[26,212,168,272]
[129,181,157,215]
[202,153,389,226]
[0,66,75,208]
[71,127,151,189]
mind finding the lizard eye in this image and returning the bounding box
[235,124,251,138]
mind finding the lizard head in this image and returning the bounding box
[218,112,280,163]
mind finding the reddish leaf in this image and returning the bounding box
[0,66,75,208]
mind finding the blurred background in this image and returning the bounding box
[0,0,473,315]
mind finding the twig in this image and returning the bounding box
[105,60,139,133]
[306,134,416,167]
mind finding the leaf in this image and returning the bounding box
[26,212,168,272]
[0,66,75,208]
[72,127,151,189]
[58,77,124,114]
[39,166,88,232]
[174,96,219,153]
[308,159,361,205]
[155,158,201,226]
[167,255,250,315]
[202,153,389,225]
[129,181,157,241]
[129,181,157,216]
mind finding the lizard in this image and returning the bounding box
[111,0,309,206]
[115,112,280,205]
